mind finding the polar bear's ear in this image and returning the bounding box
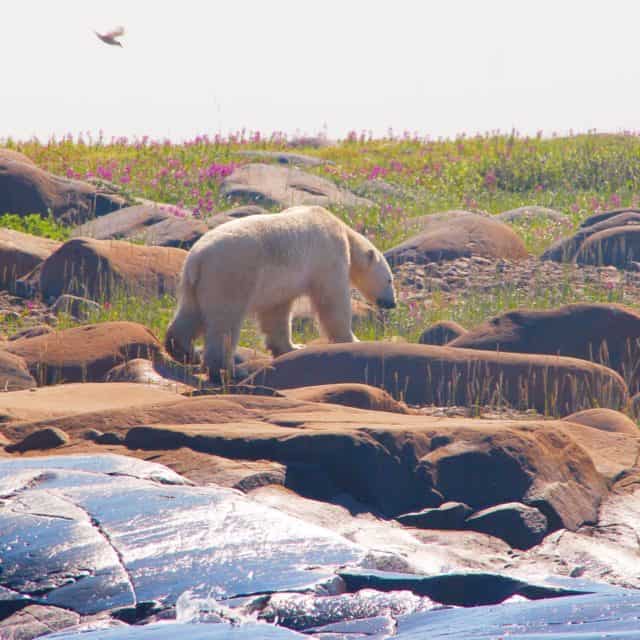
[367,249,375,264]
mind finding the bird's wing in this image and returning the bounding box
[106,26,125,38]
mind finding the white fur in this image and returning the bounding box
[165,205,396,381]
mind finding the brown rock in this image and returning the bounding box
[6,426,69,452]
[8,325,54,341]
[37,238,186,301]
[542,211,640,262]
[563,408,638,435]
[5,321,162,385]
[576,226,640,268]
[580,208,640,229]
[3,394,612,530]
[0,350,37,390]
[247,342,627,416]
[0,147,36,165]
[284,383,409,414]
[0,228,60,289]
[385,214,528,266]
[0,157,125,224]
[449,303,640,394]
[418,321,467,345]
[220,163,372,209]
[0,382,182,424]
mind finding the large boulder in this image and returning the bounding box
[576,226,640,267]
[246,342,628,416]
[220,163,372,209]
[449,303,640,394]
[580,207,640,228]
[4,321,162,385]
[35,238,186,301]
[385,214,528,265]
[0,147,36,165]
[73,204,208,248]
[0,157,125,224]
[0,228,60,290]
[542,211,640,262]
[464,502,549,550]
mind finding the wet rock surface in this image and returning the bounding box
[0,453,638,637]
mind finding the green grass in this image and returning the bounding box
[3,131,640,353]
[0,213,71,241]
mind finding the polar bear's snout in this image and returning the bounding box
[377,297,397,309]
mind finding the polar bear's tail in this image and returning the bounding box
[164,258,203,365]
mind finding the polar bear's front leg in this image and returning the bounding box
[202,303,248,383]
[311,284,358,344]
[258,300,302,357]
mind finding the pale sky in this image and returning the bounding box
[3,0,639,142]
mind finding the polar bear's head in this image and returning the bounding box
[353,248,397,309]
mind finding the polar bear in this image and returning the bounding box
[165,205,396,382]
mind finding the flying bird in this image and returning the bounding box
[94,26,125,47]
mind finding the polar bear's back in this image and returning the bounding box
[184,206,350,311]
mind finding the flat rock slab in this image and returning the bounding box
[0,382,181,426]
[0,454,362,615]
[220,163,372,209]
[47,622,306,639]
[1,394,614,530]
[395,588,640,638]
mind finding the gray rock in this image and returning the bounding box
[220,164,372,209]
[235,150,325,167]
[52,294,101,320]
[465,502,548,549]
[496,206,570,225]
[397,501,472,529]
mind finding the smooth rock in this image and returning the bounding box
[220,163,372,209]
[37,238,186,301]
[247,342,628,415]
[0,157,124,224]
[397,502,472,530]
[283,383,409,414]
[418,321,467,345]
[563,408,638,435]
[449,303,640,394]
[465,502,548,550]
[6,426,69,452]
[5,322,162,385]
[385,214,528,266]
